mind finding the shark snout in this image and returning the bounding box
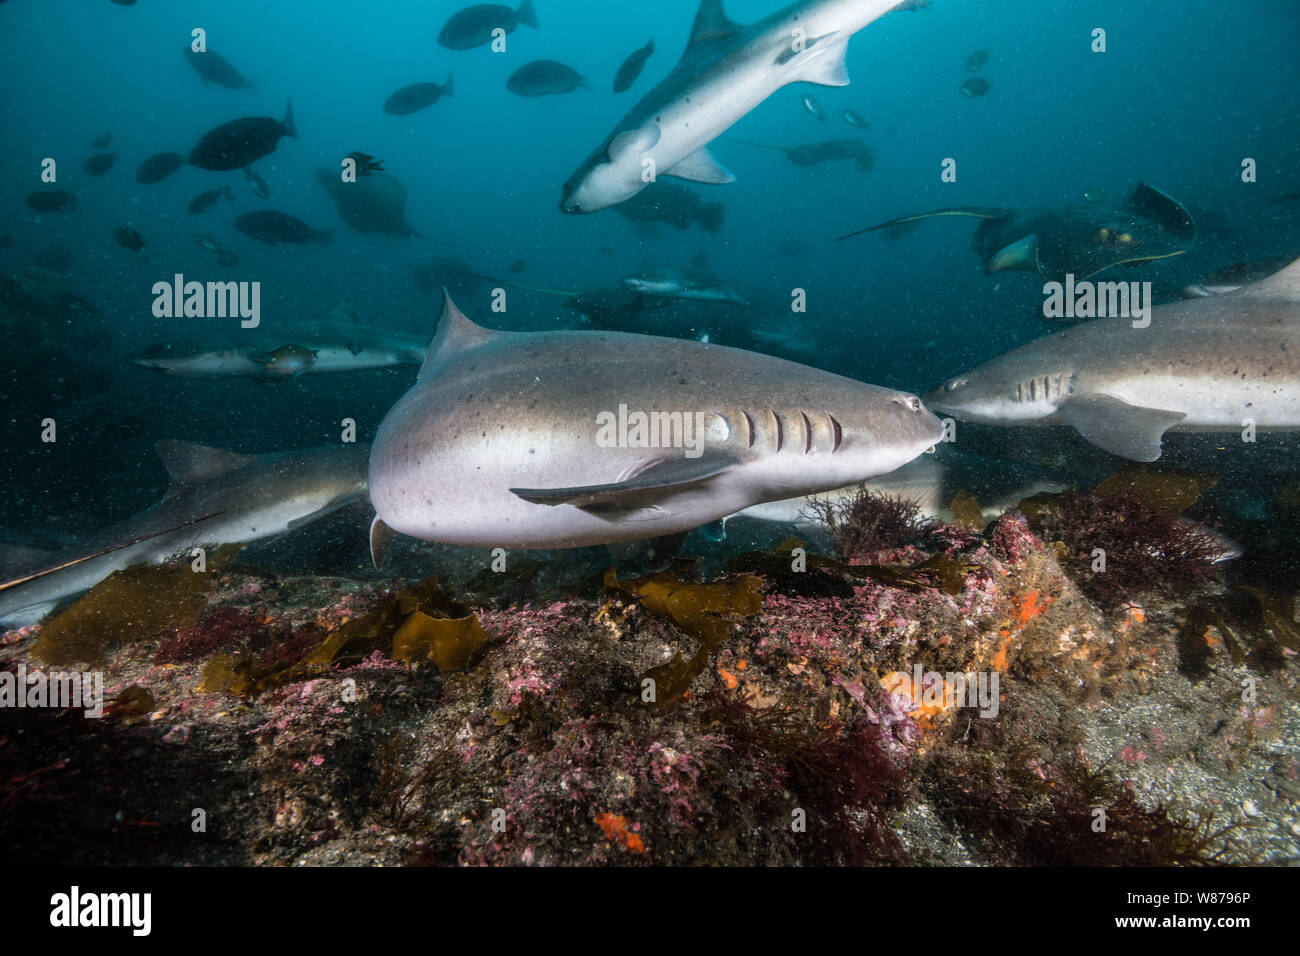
[890,390,947,448]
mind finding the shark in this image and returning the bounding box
[621,250,747,304]
[924,257,1300,462]
[367,291,944,558]
[132,305,426,380]
[0,443,369,626]
[560,0,901,213]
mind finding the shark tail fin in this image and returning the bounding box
[516,0,538,29]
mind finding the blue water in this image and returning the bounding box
[1,0,1297,538]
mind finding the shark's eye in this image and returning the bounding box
[943,379,962,392]
[908,397,921,412]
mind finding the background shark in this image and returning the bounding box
[561,0,901,213]
[368,291,944,556]
[131,305,426,380]
[0,443,369,625]
[925,257,1300,461]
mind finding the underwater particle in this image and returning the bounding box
[960,77,991,98]
[31,565,209,666]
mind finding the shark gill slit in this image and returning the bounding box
[800,412,813,454]
[770,409,783,451]
[827,413,843,453]
[742,410,756,449]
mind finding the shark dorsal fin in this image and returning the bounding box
[689,249,710,273]
[419,290,503,380]
[685,0,741,53]
[156,440,255,490]
[1234,255,1300,300]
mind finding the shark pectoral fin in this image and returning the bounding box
[370,516,397,569]
[791,36,850,86]
[608,126,660,162]
[1060,396,1186,462]
[510,455,735,513]
[664,147,735,185]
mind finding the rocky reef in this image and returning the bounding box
[2,485,1297,866]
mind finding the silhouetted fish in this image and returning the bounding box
[507,60,587,97]
[234,210,331,246]
[112,226,145,251]
[187,185,234,214]
[81,150,118,176]
[135,152,185,183]
[966,49,989,71]
[189,101,295,171]
[961,77,991,97]
[183,46,253,89]
[613,39,654,93]
[383,75,454,115]
[26,190,77,212]
[438,1,537,50]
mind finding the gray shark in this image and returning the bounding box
[925,256,1300,461]
[0,443,369,626]
[133,306,426,380]
[560,0,900,213]
[367,291,944,558]
[621,251,747,304]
